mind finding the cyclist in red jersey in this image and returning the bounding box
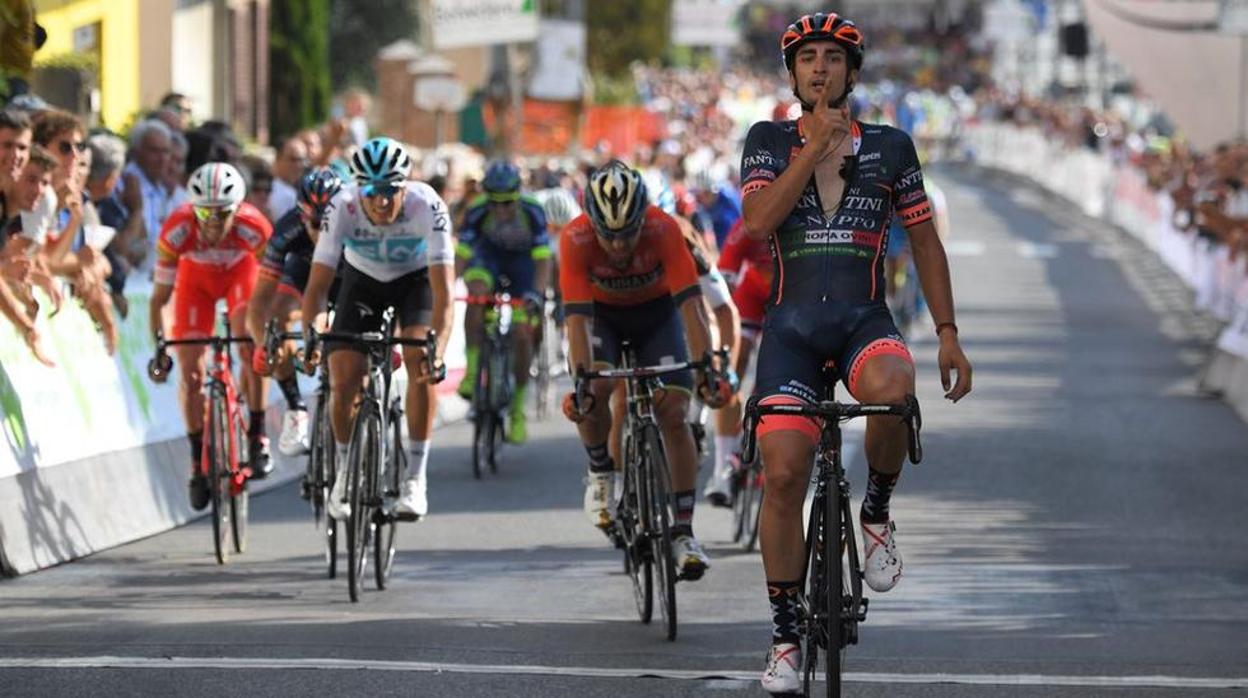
[742,14,973,693]
[149,162,274,511]
[703,220,772,504]
[560,160,728,581]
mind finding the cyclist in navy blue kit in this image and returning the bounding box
[742,13,973,693]
[247,167,343,457]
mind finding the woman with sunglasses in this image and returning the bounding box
[302,137,454,523]
[149,162,275,512]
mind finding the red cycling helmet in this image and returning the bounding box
[780,13,865,73]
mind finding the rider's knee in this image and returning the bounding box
[850,354,915,404]
[655,390,691,429]
[762,459,809,504]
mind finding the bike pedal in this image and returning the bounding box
[394,511,421,523]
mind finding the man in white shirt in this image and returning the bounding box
[268,136,307,220]
[123,119,174,271]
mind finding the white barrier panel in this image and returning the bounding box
[966,122,1248,362]
[0,277,471,481]
[0,283,184,479]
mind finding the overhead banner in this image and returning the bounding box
[671,0,745,47]
[426,0,540,50]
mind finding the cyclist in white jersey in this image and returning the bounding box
[301,137,454,521]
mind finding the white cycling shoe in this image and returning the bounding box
[277,409,310,456]
[583,471,615,530]
[761,642,802,694]
[672,534,710,581]
[326,471,350,521]
[395,475,428,520]
[862,519,903,592]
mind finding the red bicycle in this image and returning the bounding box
[150,310,255,564]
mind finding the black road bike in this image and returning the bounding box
[264,319,338,578]
[574,346,727,642]
[741,390,922,696]
[309,314,442,602]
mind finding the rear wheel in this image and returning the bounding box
[642,425,677,642]
[209,395,231,565]
[740,464,764,553]
[308,393,330,525]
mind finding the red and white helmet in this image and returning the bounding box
[188,162,246,208]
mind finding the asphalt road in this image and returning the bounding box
[2,165,1246,697]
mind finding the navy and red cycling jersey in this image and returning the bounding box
[258,208,313,283]
[739,119,932,304]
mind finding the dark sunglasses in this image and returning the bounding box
[56,140,87,155]
[362,183,402,200]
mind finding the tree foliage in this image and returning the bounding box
[270,0,332,140]
[328,0,421,92]
[585,0,670,78]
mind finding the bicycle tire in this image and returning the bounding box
[742,466,764,553]
[802,484,826,698]
[230,410,249,554]
[209,394,231,565]
[471,342,492,479]
[642,424,677,642]
[824,471,845,697]
[325,439,339,579]
[374,415,403,590]
[308,394,330,525]
[620,430,653,624]
[489,411,502,474]
[472,410,491,480]
[488,344,509,474]
[346,403,379,602]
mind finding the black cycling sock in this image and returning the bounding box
[861,468,900,524]
[671,489,695,537]
[767,580,802,645]
[277,375,305,411]
[188,431,203,469]
[585,442,613,473]
[248,410,266,440]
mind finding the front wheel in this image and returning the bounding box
[230,409,249,554]
[642,425,677,642]
[346,405,380,603]
[374,418,404,590]
[208,394,231,565]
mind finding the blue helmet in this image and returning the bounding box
[297,167,343,221]
[349,137,411,195]
[482,161,522,201]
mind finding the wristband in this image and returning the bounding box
[935,322,958,337]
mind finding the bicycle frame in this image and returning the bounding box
[158,313,255,497]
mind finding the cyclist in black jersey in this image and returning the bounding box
[247,168,342,457]
[742,13,973,694]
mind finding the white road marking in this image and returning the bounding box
[945,240,986,257]
[1017,242,1060,259]
[0,656,1244,689]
